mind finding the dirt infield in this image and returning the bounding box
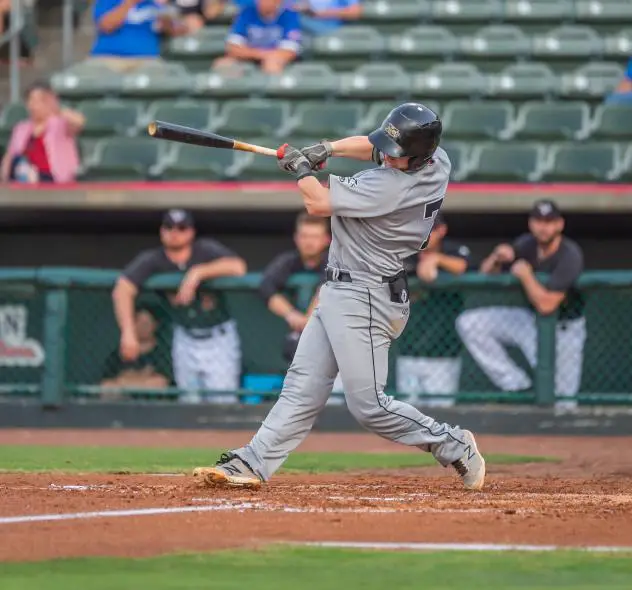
[1,429,631,562]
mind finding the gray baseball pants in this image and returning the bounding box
[234,275,469,481]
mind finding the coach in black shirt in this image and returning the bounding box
[112,209,247,404]
[457,200,586,409]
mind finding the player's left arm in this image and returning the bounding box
[298,176,332,217]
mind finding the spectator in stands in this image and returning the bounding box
[606,57,632,104]
[0,81,84,184]
[259,212,343,396]
[456,200,586,411]
[90,0,185,73]
[292,0,361,36]
[398,213,473,407]
[100,308,172,399]
[168,0,226,33]
[113,209,247,404]
[214,0,301,74]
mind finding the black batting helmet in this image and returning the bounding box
[368,102,442,170]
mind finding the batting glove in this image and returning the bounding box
[277,144,314,181]
[300,141,333,170]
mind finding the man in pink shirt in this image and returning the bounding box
[1,81,85,184]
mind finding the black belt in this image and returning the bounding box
[325,268,407,284]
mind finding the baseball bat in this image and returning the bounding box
[147,121,279,157]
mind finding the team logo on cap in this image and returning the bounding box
[170,209,187,222]
[538,203,553,215]
[384,123,401,140]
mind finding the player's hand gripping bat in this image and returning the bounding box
[147,121,282,158]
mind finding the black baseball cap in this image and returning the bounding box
[529,200,562,220]
[162,209,194,228]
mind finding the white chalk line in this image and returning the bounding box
[299,541,632,553]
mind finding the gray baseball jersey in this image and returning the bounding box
[328,146,451,275]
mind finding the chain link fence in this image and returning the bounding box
[2,268,632,407]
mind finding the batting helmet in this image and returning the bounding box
[368,102,442,170]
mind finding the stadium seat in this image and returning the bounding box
[144,100,217,132]
[312,26,386,61]
[541,144,620,182]
[512,102,590,140]
[468,143,545,182]
[619,145,632,182]
[264,63,339,99]
[575,1,632,22]
[387,26,458,58]
[213,100,290,138]
[157,143,241,180]
[504,0,574,21]
[81,137,163,181]
[488,63,557,99]
[431,0,503,22]
[51,62,123,99]
[442,101,513,140]
[77,100,140,137]
[361,0,431,22]
[285,102,364,137]
[412,63,486,98]
[78,138,100,163]
[121,63,194,98]
[339,63,411,99]
[239,149,296,180]
[560,62,624,98]
[356,100,441,133]
[532,26,603,59]
[604,29,632,59]
[193,63,267,98]
[591,104,632,140]
[438,140,470,181]
[460,25,531,58]
[164,27,228,61]
[0,103,27,140]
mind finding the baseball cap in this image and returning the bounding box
[529,199,562,220]
[162,209,194,228]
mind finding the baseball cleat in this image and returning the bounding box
[451,430,486,491]
[193,452,262,488]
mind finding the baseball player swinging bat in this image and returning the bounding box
[147,121,279,158]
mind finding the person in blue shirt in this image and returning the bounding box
[214,0,302,74]
[90,0,184,72]
[606,57,632,104]
[292,0,361,36]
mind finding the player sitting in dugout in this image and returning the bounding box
[456,200,586,411]
[398,212,474,408]
[213,0,302,74]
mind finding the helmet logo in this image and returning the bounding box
[384,122,401,140]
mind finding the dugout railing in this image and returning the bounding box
[0,267,631,407]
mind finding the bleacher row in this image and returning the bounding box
[2,98,630,182]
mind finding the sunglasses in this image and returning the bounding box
[162,223,191,231]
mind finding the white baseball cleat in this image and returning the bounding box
[451,430,486,491]
[193,452,262,489]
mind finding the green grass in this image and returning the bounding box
[0,445,555,474]
[1,547,631,590]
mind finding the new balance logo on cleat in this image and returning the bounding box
[452,430,486,491]
[223,464,241,476]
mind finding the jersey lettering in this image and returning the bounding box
[419,196,444,250]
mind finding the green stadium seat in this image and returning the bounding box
[362,0,431,22]
[413,63,486,98]
[285,102,364,138]
[468,143,545,182]
[460,25,531,58]
[157,143,241,180]
[0,103,27,140]
[541,144,620,182]
[213,100,290,138]
[387,26,458,58]
[488,63,557,99]
[51,62,123,99]
[77,100,140,138]
[619,145,632,182]
[604,29,632,59]
[532,26,603,59]
[121,63,194,98]
[442,101,513,139]
[575,1,632,22]
[339,63,411,99]
[591,104,632,140]
[78,138,101,163]
[164,28,228,61]
[357,100,441,133]
[560,62,624,98]
[193,63,267,98]
[512,102,590,140]
[504,0,574,21]
[438,140,469,181]
[264,63,339,99]
[81,137,164,181]
[312,26,386,59]
[144,100,216,132]
[432,0,503,22]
